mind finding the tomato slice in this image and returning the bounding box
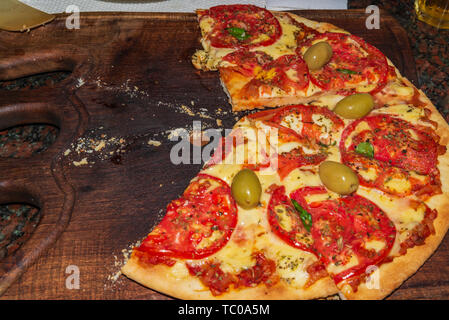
[226,53,310,96]
[205,5,282,49]
[247,104,344,179]
[262,54,310,91]
[298,33,388,94]
[290,186,396,285]
[270,104,344,145]
[222,49,273,77]
[267,185,315,252]
[258,121,327,179]
[135,174,237,261]
[340,114,445,197]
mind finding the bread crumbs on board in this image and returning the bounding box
[147,139,162,147]
[64,128,127,166]
[105,240,141,289]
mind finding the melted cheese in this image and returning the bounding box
[308,94,345,110]
[199,16,214,37]
[356,84,377,93]
[365,240,386,252]
[254,13,299,59]
[357,187,426,239]
[283,168,322,194]
[384,177,411,194]
[388,82,414,97]
[344,121,371,149]
[280,113,303,134]
[169,262,191,280]
[197,230,225,249]
[264,237,317,288]
[327,254,359,276]
[358,166,378,182]
[277,141,302,154]
[210,237,256,273]
[374,104,425,124]
[275,205,293,232]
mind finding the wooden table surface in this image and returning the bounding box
[0,10,447,299]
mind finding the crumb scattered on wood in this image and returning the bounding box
[64,128,127,166]
[105,240,141,289]
[147,139,162,147]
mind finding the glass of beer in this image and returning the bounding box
[415,0,449,29]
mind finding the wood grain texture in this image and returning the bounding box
[0,10,446,300]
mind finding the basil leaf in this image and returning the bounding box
[291,199,312,232]
[355,141,374,158]
[227,27,250,41]
[337,68,360,75]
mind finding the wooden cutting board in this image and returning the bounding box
[0,10,447,300]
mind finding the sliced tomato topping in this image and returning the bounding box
[135,174,237,262]
[270,104,344,145]
[247,104,343,179]
[282,13,321,45]
[204,128,245,168]
[205,4,282,49]
[290,186,396,285]
[222,49,273,77]
[267,185,315,252]
[260,121,327,179]
[298,33,388,94]
[232,54,310,96]
[262,54,310,91]
[340,114,445,197]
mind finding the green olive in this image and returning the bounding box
[333,93,374,119]
[319,161,359,195]
[231,169,262,209]
[303,42,333,71]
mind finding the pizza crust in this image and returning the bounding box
[122,254,338,300]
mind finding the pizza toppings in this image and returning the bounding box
[303,41,333,71]
[134,174,237,263]
[340,114,444,197]
[231,169,262,209]
[227,27,251,41]
[247,104,344,180]
[186,251,278,296]
[203,4,282,48]
[290,187,396,287]
[269,104,344,146]
[228,53,310,98]
[291,199,313,232]
[318,161,359,195]
[333,93,375,119]
[298,33,388,94]
[262,54,310,92]
[267,185,314,252]
[222,49,273,76]
[354,141,374,158]
[398,201,437,255]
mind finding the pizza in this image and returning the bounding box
[191,4,394,111]
[121,5,449,300]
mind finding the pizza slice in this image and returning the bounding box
[192,4,393,111]
[122,109,343,299]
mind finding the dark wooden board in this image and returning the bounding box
[0,10,446,300]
